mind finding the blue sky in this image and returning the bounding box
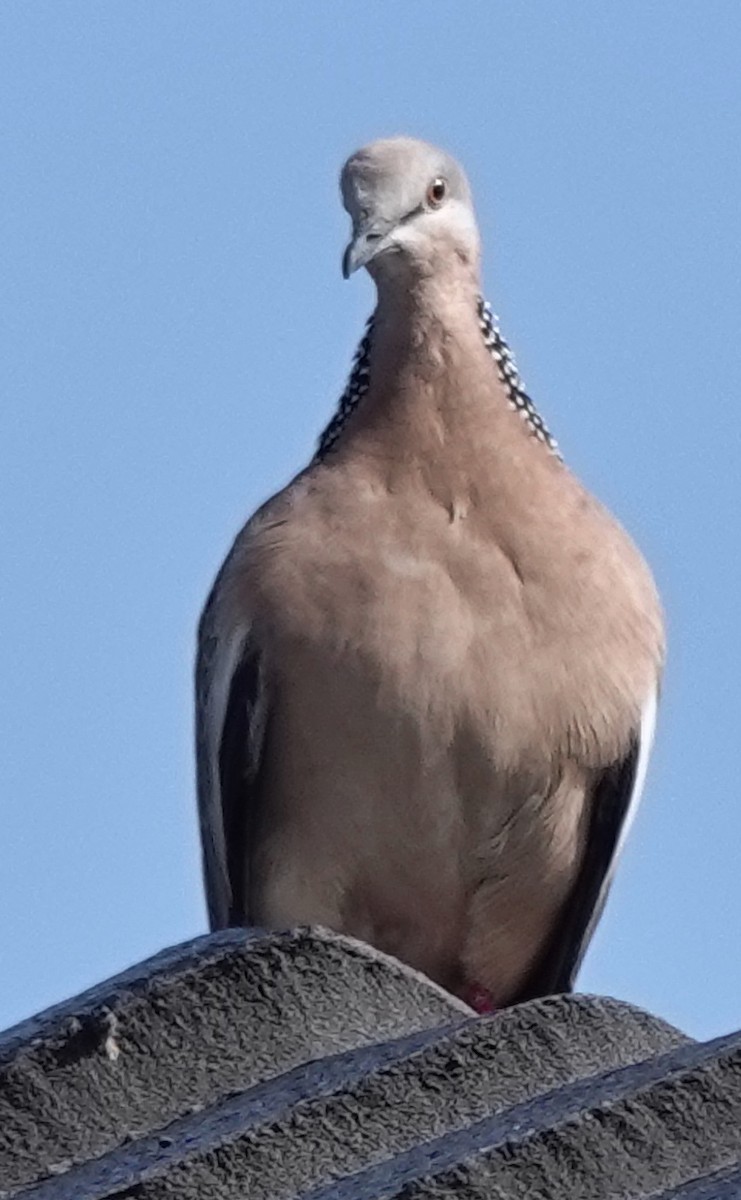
[1,3,739,1041]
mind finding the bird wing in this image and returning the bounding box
[520,689,658,999]
[195,584,269,930]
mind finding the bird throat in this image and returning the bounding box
[315,297,560,460]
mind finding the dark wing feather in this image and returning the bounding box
[195,594,269,930]
[517,693,656,1002]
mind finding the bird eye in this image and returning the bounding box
[426,178,447,207]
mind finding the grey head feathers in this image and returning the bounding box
[341,136,479,280]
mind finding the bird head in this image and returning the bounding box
[340,137,480,283]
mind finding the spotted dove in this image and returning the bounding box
[196,137,664,1010]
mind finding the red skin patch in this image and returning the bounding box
[461,983,498,1015]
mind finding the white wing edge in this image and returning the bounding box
[612,685,658,869]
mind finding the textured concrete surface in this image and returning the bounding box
[0,927,467,1194]
[2,928,740,1199]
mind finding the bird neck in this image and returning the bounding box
[373,265,482,376]
[315,275,560,463]
[365,284,508,462]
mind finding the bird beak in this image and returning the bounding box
[342,222,389,279]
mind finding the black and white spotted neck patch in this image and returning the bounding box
[315,297,560,461]
[315,315,375,460]
[476,297,560,458]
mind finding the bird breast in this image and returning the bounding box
[245,456,662,782]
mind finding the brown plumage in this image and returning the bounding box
[196,137,664,1009]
